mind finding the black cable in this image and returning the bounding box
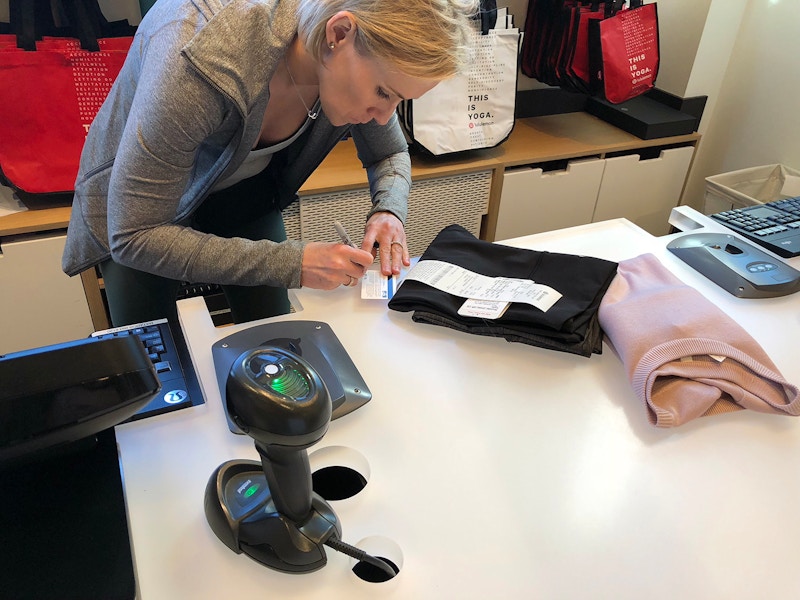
[324,536,397,581]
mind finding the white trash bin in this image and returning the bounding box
[704,164,800,214]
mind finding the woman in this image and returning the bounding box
[62,0,478,326]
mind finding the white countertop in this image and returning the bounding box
[115,211,800,599]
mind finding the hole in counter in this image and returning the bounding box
[312,466,367,500]
[309,446,370,501]
[352,556,399,583]
[349,536,403,585]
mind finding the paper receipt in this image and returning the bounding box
[402,259,562,313]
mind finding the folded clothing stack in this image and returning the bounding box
[387,224,618,357]
[598,253,800,427]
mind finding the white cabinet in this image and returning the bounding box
[495,158,605,240]
[494,144,696,240]
[593,146,696,235]
[0,231,94,355]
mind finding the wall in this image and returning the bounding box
[506,0,800,215]
[3,1,795,216]
[681,0,800,209]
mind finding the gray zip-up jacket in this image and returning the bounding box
[62,0,411,289]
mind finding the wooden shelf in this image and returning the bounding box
[2,112,700,238]
[1,111,700,330]
[298,137,499,195]
[0,205,71,237]
[494,113,700,168]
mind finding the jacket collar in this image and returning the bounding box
[181,0,300,114]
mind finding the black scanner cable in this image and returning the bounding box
[324,536,397,580]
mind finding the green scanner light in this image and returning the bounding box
[268,369,310,399]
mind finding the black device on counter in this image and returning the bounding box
[204,346,341,572]
[1,335,161,467]
[204,345,396,579]
[211,321,371,434]
[92,317,205,421]
[667,232,800,298]
[709,196,800,258]
[0,335,162,599]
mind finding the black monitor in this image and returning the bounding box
[0,334,162,599]
[1,334,160,468]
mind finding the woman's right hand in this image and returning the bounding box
[300,242,374,290]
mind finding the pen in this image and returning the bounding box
[334,220,356,248]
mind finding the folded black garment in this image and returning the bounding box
[388,225,618,357]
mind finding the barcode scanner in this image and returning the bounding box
[204,347,342,573]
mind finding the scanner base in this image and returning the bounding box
[667,232,800,298]
[204,459,341,574]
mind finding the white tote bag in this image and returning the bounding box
[398,17,521,155]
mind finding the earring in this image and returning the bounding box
[329,42,335,50]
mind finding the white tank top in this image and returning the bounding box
[210,103,317,193]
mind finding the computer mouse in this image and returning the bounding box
[666,232,800,298]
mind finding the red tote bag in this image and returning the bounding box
[0,37,131,200]
[565,4,606,94]
[589,2,659,104]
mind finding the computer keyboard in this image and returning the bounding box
[710,196,800,258]
[177,281,222,299]
[178,281,233,326]
[91,318,204,421]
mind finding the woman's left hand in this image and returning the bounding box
[361,211,411,276]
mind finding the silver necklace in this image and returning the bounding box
[284,55,318,120]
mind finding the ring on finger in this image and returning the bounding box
[390,241,404,249]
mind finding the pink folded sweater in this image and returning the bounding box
[598,253,800,427]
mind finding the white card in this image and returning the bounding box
[360,269,399,300]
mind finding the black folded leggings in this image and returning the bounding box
[100,171,291,327]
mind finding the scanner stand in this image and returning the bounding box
[205,345,341,573]
[204,459,341,573]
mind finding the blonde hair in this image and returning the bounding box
[297,0,480,79]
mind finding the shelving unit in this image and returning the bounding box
[0,112,701,334]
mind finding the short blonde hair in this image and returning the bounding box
[297,0,480,80]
